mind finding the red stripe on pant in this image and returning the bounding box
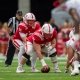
[12,40,20,50]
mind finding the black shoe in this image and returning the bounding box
[5,64,10,67]
[26,60,31,67]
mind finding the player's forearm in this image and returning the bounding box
[40,59,47,66]
[33,42,47,66]
[51,39,56,48]
[35,50,43,60]
[35,50,47,66]
[33,42,43,59]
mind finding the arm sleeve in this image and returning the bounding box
[33,35,42,44]
[18,25,27,38]
[53,29,58,39]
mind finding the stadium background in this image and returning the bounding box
[0,0,54,25]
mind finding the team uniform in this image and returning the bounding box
[12,21,41,72]
[13,21,41,49]
[27,29,57,43]
[56,27,72,56]
[25,27,61,72]
[66,29,80,49]
[26,28,57,55]
[65,0,80,16]
[65,29,80,75]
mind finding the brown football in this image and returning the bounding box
[41,66,50,73]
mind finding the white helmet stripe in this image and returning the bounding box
[42,23,53,34]
[31,13,33,19]
[48,24,50,34]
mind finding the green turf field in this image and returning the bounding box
[0,57,80,80]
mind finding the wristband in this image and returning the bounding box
[40,59,47,66]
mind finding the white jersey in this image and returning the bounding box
[65,0,80,16]
[69,30,80,42]
[66,29,80,49]
[69,30,74,38]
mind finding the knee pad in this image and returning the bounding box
[49,52,57,57]
[51,56,57,63]
[48,47,57,57]
[22,53,30,60]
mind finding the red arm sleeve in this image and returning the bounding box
[33,35,42,44]
[53,29,57,39]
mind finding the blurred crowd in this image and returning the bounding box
[0,22,9,55]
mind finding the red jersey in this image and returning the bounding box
[27,29,57,44]
[13,21,41,41]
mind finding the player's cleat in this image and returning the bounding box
[5,64,10,67]
[16,66,25,73]
[31,68,39,72]
[54,68,61,73]
[71,69,79,76]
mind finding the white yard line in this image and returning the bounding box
[0,71,12,72]
[0,78,4,80]
[0,57,67,62]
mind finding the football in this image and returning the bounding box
[41,66,50,73]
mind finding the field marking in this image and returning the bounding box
[0,71,12,72]
[0,61,66,65]
[0,78,4,80]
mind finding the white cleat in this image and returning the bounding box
[71,69,79,76]
[16,66,25,73]
[54,69,62,73]
[31,68,39,72]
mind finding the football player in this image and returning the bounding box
[19,23,61,73]
[12,13,41,73]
